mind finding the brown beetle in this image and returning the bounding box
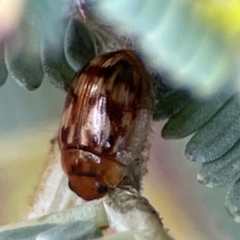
[58,50,152,200]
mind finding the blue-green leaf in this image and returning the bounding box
[162,88,234,138]
[5,21,43,90]
[198,140,240,187]
[225,179,240,223]
[40,18,75,89]
[64,18,95,72]
[186,95,240,162]
[37,221,103,240]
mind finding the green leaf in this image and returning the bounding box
[152,74,191,120]
[5,21,44,90]
[225,179,240,223]
[40,18,75,89]
[0,224,57,240]
[30,0,75,89]
[162,88,234,139]
[198,140,240,187]
[185,95,240,162]
[153,91,190,120]
[37,221,103,240]
[64,18,96,72]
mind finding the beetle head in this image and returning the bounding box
[68,175,108,200]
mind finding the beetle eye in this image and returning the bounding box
[96,183,108,194]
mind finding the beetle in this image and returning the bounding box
[58,50,152,200]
